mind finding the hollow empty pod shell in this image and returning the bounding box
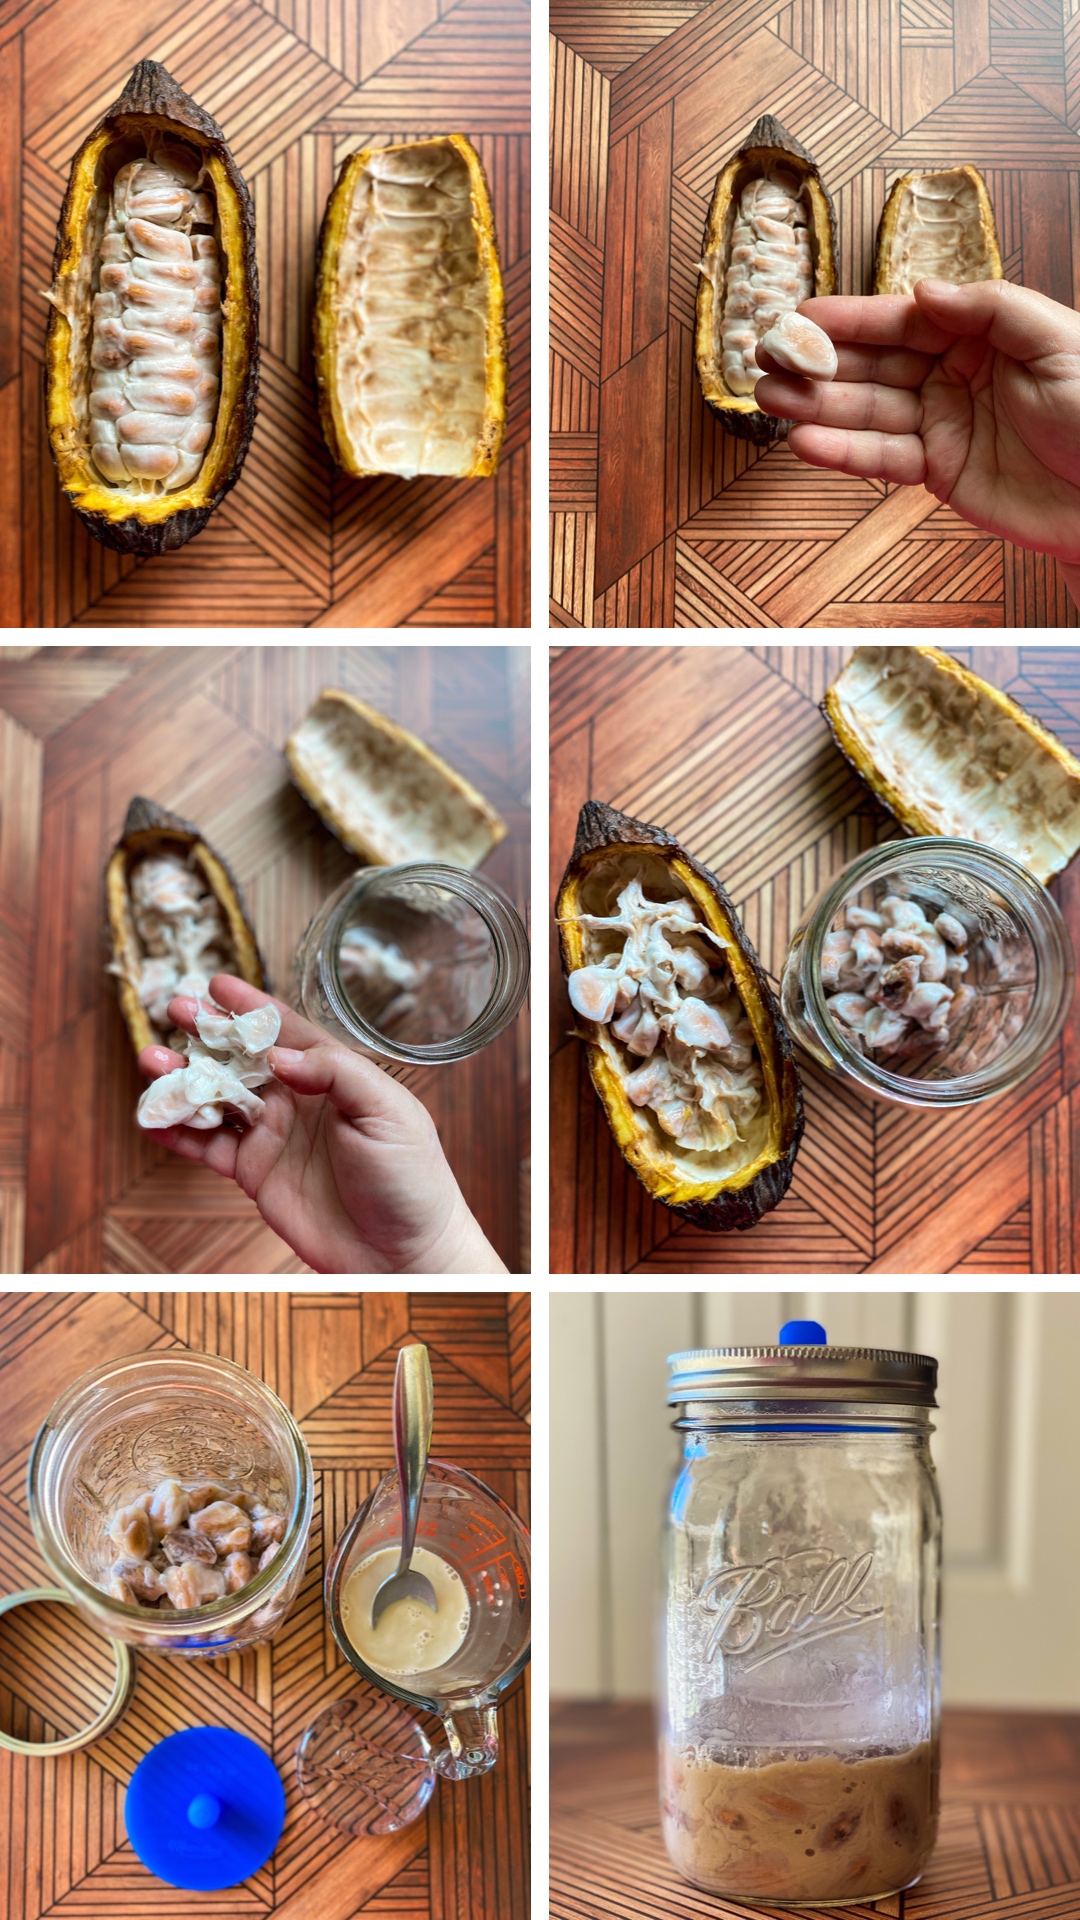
[43,61,259,553]
[759,310,838,380]
[313,136,506,479]
[823,646,1080,884]
[286,689,507,866]
[874,166,1002,295]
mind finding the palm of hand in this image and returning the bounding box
[139,978,474,1275]
[919,339,1080,558]
[226,1084,435,1274]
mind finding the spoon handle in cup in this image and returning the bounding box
[394,1345,433,1575]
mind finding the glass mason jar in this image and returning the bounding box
[295,863,530,1065]
[662,1337,941,1908]
[779,836,1072,1106]
[28,1351,314,1657]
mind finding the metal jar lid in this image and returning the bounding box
[667,1345,938,1407]
[0,1587,137,1756]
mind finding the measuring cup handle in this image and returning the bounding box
[433,1705,500,1780]
[394,1344,433,1572]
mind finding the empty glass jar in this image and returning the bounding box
[662,1331,941,1907]
[295,863,530,1065]
[780,836,1072,1106]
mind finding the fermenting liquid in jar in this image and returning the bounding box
[662,1329,941,1906]
[662,1738,938,1903]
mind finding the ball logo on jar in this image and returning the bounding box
[697,1548,882,1670]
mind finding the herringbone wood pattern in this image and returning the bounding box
[549,643,1080,1274]
[551,1700,1080,1920]
[0,644,530,1276]
[2,0,529,629]
[549,0,1080,628]
[0,1289,530,1920]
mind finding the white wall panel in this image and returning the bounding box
[550,1292,606,1696]
[800,1291,912,1349]
[702,1291,786,1346]
[916,1291,1009,1567]
[934,1292,1080,1706]
[602,1292,696,1697]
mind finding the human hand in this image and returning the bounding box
[755,279,1080,574]
[139,974,507,1275]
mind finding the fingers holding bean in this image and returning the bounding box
[785,424,930,486]
[755,371,924,436]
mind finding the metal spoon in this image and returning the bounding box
[370,1343,437,1629]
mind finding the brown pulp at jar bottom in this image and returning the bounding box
[661,1738,939,1902]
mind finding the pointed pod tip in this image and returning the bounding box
[742,113,813,165]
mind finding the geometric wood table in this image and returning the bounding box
[550,642,1080,1273]
[4,0,529,628]
[0,1289,531,1920]
[1,643,530,1275]
[551,1698,1080,1920]
[550,0,1080,627]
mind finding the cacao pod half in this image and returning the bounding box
[823,646,1080,884]
[106,796,268,1057]
[313,135,506,478]
[874,166,1002,295]
[696,113,837,445]
[45,61,259,554]
[557,801,803,1231]
[286,688,507,867]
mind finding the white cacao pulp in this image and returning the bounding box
[89,143,222,495]
[566,878,763,1155]
[719,177,813,396]
[886,171,997,296]
[114,851,232,1034]
[822,894,976,1058]
[334,143,488,477]
[137,1003,281,1130]
[759,308,838,380]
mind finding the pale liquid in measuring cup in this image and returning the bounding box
[340,1546,470,1678]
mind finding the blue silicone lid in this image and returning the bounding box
[779,1320,828,1345]
[125,1727,286,1890]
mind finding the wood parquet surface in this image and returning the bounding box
[0,1289,531,1920]
[551,1699,1080,1920]
[549,642,1080,1274]
[549,0,1080,628]
[2,0,529,630]
[0,644,530,1276]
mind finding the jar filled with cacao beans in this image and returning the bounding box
[779,836,1072,1106]
[295,863,530,1065]
[662,1329,941,1907]
[28,1351,313,1657]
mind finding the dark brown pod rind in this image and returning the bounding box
[45,60,259,554]
[106,794,269,1058]
[557,800,803,1232]
[695,113,838,445]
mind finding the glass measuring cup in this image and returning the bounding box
[296,1461,530,1833]
[28,1351,314,1656]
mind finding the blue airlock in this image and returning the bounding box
[779,1320,827,1345]
[125,1727,286,1890]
